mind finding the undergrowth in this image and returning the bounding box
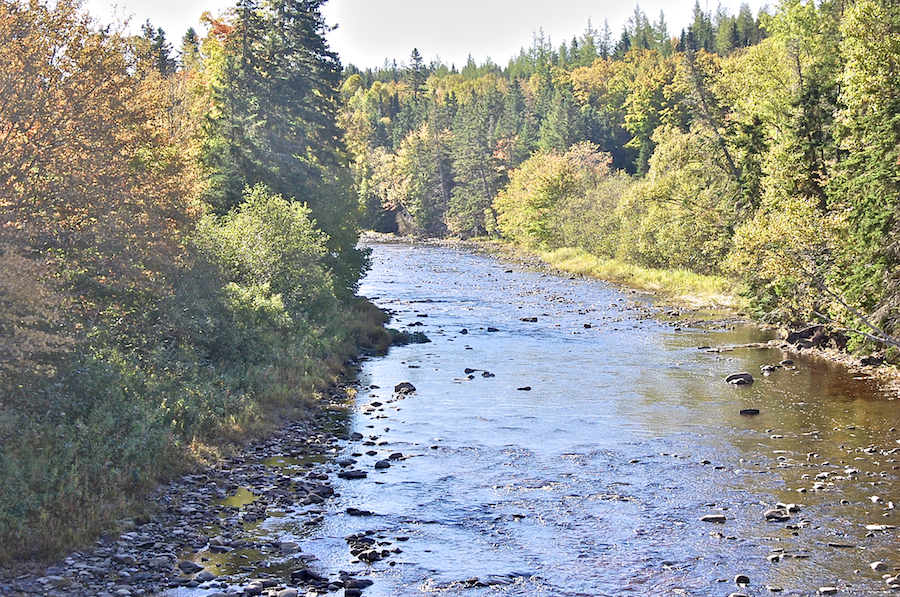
[0,188,391,564]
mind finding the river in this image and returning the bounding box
[191,240,900,596]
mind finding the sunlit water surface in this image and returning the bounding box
[181,241,900,597]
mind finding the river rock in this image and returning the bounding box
[276,589,299,597]
[786,325,825,346]
[818,587,838,595]
[279,541,301,553]
[739,408,760,416]
[177,560,203,574]
[734,574,751,586]
[700,514,727,523]
[197,570,217,582]
[113,553,135,565]
[764,508,791,522]
[865,524,896,531]
[346,578,375,589]
[346,507,374,516]
[870,561,888,572]
[338,470,368,480]
[726,372,754,385]
[394,382,416,394]
[374,459,391,469]
[776,502,801,513]
[291,568,326,583]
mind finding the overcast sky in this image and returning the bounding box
[83,0,772,70]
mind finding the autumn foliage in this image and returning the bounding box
[0,0,373,562]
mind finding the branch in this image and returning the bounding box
[813,283,900,349]
[792,253,900,349]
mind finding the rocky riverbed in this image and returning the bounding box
[0,385,383,597]
[4,356,898,597]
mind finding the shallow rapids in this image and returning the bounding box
[177,240,900,597]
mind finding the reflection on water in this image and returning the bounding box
[194,241,900,596]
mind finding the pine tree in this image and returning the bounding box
[203,0,361,288]
[599,19,613,59]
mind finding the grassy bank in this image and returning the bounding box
[476,241,746,312]
[540,247,747,310]
[0,296,390,566]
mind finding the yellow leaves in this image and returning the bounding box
[570,58,617,105]
[0,236,74,376]
[719,39,793,129]
[727,193,848,317]
[839,0,900,117]
[494,142,610,246]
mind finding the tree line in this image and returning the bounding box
[0,0,382,560]
[342,0,900,358]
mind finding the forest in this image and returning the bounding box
[342,0,900,358]
[0,0,898,565]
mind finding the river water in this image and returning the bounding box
[202,241,900,596]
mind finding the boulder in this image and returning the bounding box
[785,325,826,347]
[726,372,754,385]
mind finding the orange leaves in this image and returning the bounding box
[0,0,204,336]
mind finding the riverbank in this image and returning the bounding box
[5,238,896,597]
[463,237,900,395]
[0,394,375,597]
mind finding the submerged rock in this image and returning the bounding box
[394,382,416,394]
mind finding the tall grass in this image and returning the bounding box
[540,247,747,310]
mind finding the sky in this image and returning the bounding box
[83,0,772,70]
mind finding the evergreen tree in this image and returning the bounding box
[687,1,714,51]
[832,0,900,325]
[599,19,613,59]
[139,20,176,75]
[627,6,653,50]
[203,0,361,288]
[652,10,671,55]
[538,87,585,152]
[180,27,201,69]
[578,20,599,66]
[614,29,632,58]
[448,89,503,236]
[408,47,426,100]
[735,3,759,48]
[714,5,739,55]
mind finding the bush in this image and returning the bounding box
[0,185,381,563]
